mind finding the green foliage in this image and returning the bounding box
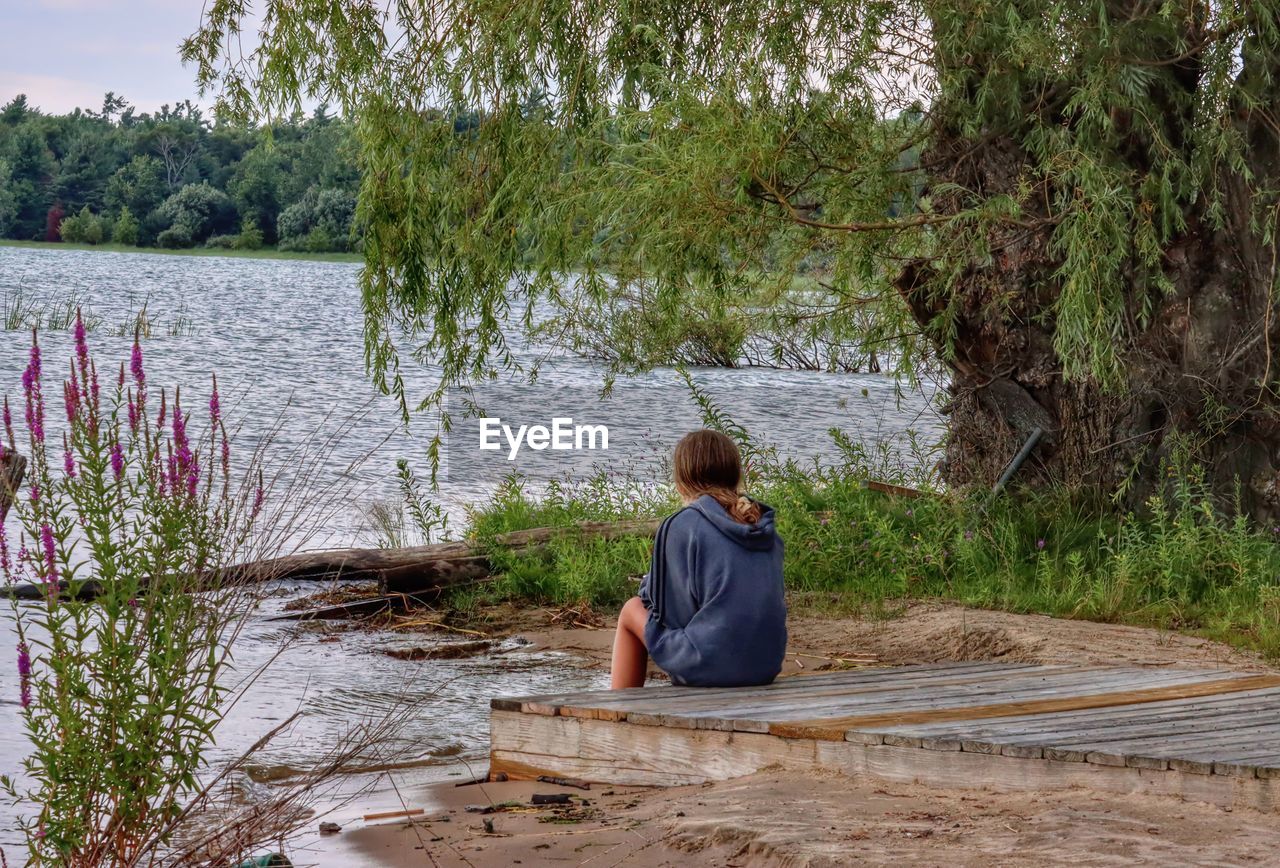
[0,158,16,236]
[154,181,236,243]
[469,474,676,608]
[104,155,167,233]
[2,321,269,863]
[58,205,105,245]
[184,2,1280,418]
[276,186,357,252]
[235,217,264,250]
[465,444,1280,658]
[111,205,139,245]
[0,94,362,251]
[156,224,194,249]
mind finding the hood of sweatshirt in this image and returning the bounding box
[689,494,779,552]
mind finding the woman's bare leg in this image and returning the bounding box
[610,596,649,689]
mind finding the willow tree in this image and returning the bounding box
[186,2,1280,515]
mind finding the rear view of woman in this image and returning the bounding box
[610,429,787,689]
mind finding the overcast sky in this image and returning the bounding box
[1,1,212,114]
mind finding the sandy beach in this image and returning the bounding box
[288,603,1279,867]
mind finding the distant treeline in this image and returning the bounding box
[0,93,361,253]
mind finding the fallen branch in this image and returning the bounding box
[6,518,662,603]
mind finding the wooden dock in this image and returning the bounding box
[491,663,1280,812]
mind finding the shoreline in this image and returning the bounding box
[291,601,1277,866]
[0,239,363,265]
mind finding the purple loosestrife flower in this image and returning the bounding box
[29,485,39,504]
[2,397,13,449]
[0,522,11,583]
[110,442,124,480]
[251,482,265,519]
[17,642,31,709]
[130,338,145,391]
[65,370,81,423]
[127,395,138,434]
[40,524,57,586]
[209,375,220,426]
[11,545,28,586]
[27,337,40,382]
[74,309,89,370]
[63,441,76,479]
[22,339,44,445]
[1036,538,1046,551]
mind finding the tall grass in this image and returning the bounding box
[443,383,1280,659]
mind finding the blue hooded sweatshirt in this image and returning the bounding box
[639,494,787,687]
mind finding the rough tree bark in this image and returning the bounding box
[0,449,25,522]
[898,5,1280,519]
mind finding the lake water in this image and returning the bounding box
[0,246,942,851]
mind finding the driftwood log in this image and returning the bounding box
[226,518,662,597]
[6,517,662,604]
[0,449,25,522]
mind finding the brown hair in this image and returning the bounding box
[672,429,763,525]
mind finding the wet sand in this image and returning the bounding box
[291,603,1279,866]
[299,768,1280,867]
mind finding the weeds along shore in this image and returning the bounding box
[434,450,1280,662]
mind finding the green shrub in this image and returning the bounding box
[234,217,265,250]
[277,186,356,251]
[59,205,104,244]
[111,206,139,245]
[154,182,236,244]
[203,233,238,249]
[156,225,194,249]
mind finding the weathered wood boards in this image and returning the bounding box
[490,664,1280,813]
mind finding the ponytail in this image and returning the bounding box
[695,487,762,525]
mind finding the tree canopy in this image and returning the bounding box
[185,2,1280,511]
[0,95,361,252]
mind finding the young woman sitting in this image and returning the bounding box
[610,429,787,689]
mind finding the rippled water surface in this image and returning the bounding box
[0,246,942,849]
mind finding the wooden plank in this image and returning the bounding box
[503,661,1041,716]
[771,675,1280,741]
[754,670,1242,739]
[543,663,1064,720]
[935,699,1280,750]
[489,708,1280,813]
[490,710,817,783]
[489,751,707,787]
[1073,729,1280,769]
[874,687,1280,739]
[644,666,1105,726]
[1009,712,1280,752]
[692,669,1228,731]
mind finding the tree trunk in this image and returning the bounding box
[0,449,25,522]
[901,7,1280,519]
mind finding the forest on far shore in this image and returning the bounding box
[0,93,361,253]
